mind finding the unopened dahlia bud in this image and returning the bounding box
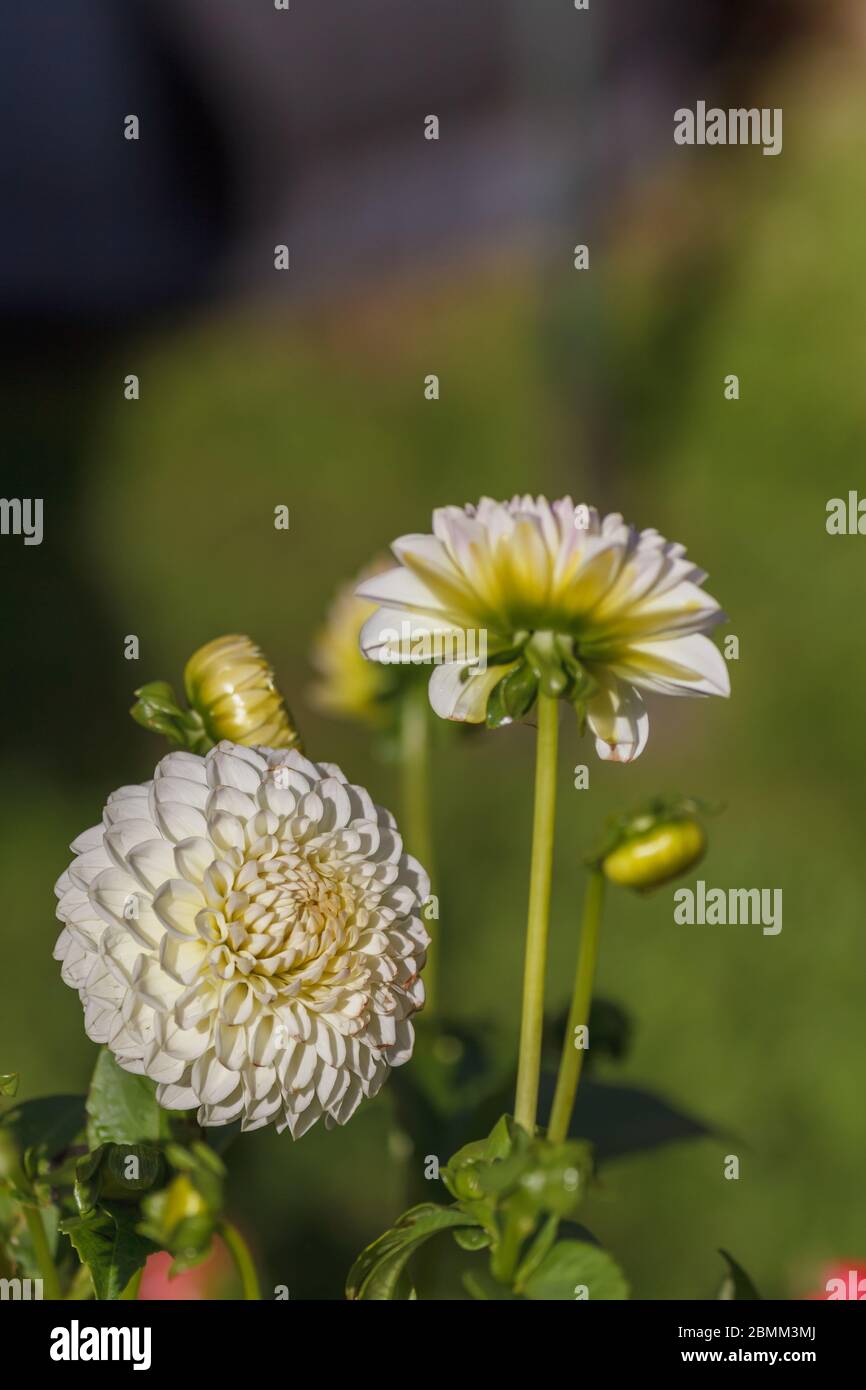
[161,1174,209,1233]
[602,817,706,891]
[185,635,301,751]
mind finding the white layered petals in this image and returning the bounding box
[54,743,430,1136]
[428,661,519,722]
[585,676,650,764]
[358,496,729,758]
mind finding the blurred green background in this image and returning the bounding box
[3,19,866,1301]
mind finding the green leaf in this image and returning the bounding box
[130,683,212,753]
[483,1113,518,1162]
[346,1203,480,1300]
[717,1248,762,1300]
[86,1049,169,1147]
[463,1268,519,1300]
[74,1144,164,1213]
[0,1075,18,1097]
[522,1240,629,1300]
[1,1094,86,1159]
[132,681,183,715]
[60,1203,156,1301]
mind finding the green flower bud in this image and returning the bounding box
[602,817,706,891]
[162,1173,209,1233]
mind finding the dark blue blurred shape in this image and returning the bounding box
[0,1,231,320]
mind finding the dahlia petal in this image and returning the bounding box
[156,1082,198,1110]
[208,750,263,795]
[70,824,106,854]
[152,879,205,938]
[174,836,217,883]
[586,677,651,764]
[427,661,509,723]
[69,846,114,890]
[192,1053,238,1105]
[356,563,454,616]
[154,801,209,843]
[358,603,465,662]
[105,819,163,869]
[328,1075,364,1126]
[125,839,177,893]
[155,751,210,784]
[206,787,257,821]
[152,776,210,811]
[613,633,731,697]
[89,867,148,930]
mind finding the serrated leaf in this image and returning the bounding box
[61,1203,156,1301]
[86,1049,169,1147]
[522,1240,629,1300]
[346,1203,479,1300]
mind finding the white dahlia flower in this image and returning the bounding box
[357,496,729,762]
[54,743,429,1137]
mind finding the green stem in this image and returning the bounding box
[219,1219,261,1301]
[547,869,606,1144]
[23,1204,62,1300]
[400,681,438,1015]
[118,1268,143,1301]
[514,691,560,1134]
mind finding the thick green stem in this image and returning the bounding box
[547,869,606,1144]
[514,692,560,1134]
[219,1219,261,1301]
[24,1204,62,1300]
[400,681,438,1015]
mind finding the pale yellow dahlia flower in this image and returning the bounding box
[357,496,729,762]
[54,743,429,1137]
[309,565,396,726]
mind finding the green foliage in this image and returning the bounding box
[486,664,538,729]
[60,1204,157,1302]
[74,1144,164,1214]
[130,680,211,754]
[521,1239,629,1300]
[3,1094,86,1160]
[139,1143,225,1275]
[347,1113,628,1301]
[86,1049,171,1147]
[0,1055,232,1298]
[346,1203,478,1300]
[483,632,600,729]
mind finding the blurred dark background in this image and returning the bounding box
[2,0,865,1299]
